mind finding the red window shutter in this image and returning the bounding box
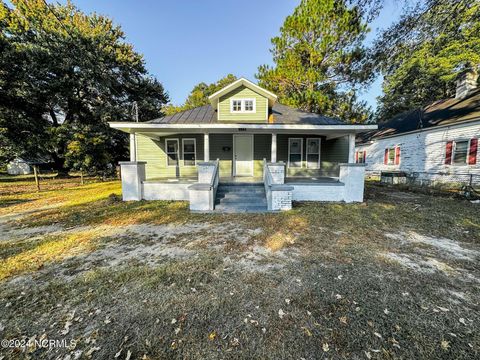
[384,149,388,165]
[468,138,478,165]
[445,141,453,165]
[355,151,358,163]
[395,147,401,165]
[363,150,367,163]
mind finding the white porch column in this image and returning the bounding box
[271,133,277,163]
[129,133,137,161]
[204,133,210,161]
[348,133,356,163]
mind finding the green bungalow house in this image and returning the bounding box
[109,78,376,212]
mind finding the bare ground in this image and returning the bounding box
[0,179,479,359]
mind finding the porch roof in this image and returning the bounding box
[109,120,377,137]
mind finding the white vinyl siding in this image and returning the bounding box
[356,121,480,184]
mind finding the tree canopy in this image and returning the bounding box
[256,0,378,123]
[0,0,168,172]
[373,0,480,121]
[164,74,237,115]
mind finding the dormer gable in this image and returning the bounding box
[208,78,277,122]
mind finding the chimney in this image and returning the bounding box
[455,67,478,99]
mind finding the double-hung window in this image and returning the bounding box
[182,138,196,166]
[384,147,400,165]
[306,138,320,169]
[452,140,469,165]
[166,139,179,167]
[288,138,303,168]
[445,138,478,165]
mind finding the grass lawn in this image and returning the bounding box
[0,176,479,359]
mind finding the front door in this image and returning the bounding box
[234,135,253,176]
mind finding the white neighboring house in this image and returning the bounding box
[356,69,480,186]
[7,158,32,175]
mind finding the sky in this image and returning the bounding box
[46,0,404,109]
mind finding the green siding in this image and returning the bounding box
[218,85,268,122]
[136,133,346,180]
[136,134,204,180]
[277,135,348,177]
[209,134,270,177]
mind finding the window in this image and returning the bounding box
[182,138,196,166]
[244,99,254,111]
[356,150,366,164]
[384,147,400,165]
[165,139,179,167]
[453,140,469,165]
[306,138,320,169]
[230,98,256,113]
[445,139,478,165]
[288,138,303,168]
[232,100,242,112]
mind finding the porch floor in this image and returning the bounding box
[285,176,342,185]
[143,177,197,184]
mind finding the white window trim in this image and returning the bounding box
[165,138,179,167]
[230,98,256,113]
[182,138,196,167]
[306,138,321,169]
[452,139,471,166]
[288,138,303,168]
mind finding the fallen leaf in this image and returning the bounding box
[437,306,449,312]
[285,299,291,305]
[61,320,72,335]
[208,331,216,341]
[174,327,181,335]
[125,350,132,360]
[85,346,100,357]
[114,349,122,358]
[441,340,450,350]
[374,332,382,339]
[171,319,177,324]
[301,327,312,337]
[383,308,390,315]
[339,316,347,324]
[278,309,286,319]
[335,294,342,300]
[364,351,372,359]
[322,343,329,352]
[459,318,467,325]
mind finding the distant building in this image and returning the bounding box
[356,68,480,186]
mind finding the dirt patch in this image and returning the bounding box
[385,231,479,261]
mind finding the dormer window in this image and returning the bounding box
[232,100,242,112]
[244,99,254,111]
[230,98,256,113]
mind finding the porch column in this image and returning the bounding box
[348,133,356,163]
[271,133,277,163]
[129,133,137,161]
[204,133,210,161]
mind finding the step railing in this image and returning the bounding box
[188,159,219,211]
[263,159,293,211]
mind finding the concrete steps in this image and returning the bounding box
[214,184,268,213]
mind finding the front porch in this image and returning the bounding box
[118,127,367,211]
